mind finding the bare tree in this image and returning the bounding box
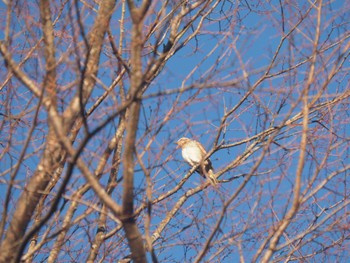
[0,0,349,262]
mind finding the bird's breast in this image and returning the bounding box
[182,146,203,164]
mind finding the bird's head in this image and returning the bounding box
[175,137,191,148]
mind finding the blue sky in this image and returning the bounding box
[1,0,350,262]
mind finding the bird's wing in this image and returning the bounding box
[206,158,214,170]
[195,141,207,156]
[194,141,214,167]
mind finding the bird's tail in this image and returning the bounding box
[207,169,218,186]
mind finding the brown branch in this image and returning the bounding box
[120,2,151,262]
[86,115,126,263]
[24,1,59,257]
[259,1,323,262]
[0,41,42,98]
[39,0,57,107]
[62,0,117,132]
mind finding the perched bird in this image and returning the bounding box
[176,137,218,186]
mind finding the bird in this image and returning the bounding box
[176,137,218,186]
